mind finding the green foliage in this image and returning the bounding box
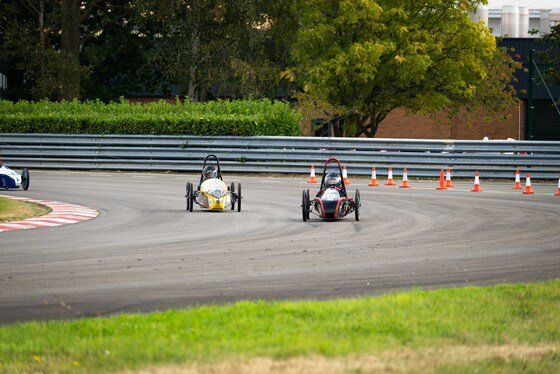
[540,24,560,88]
[80,3,159,103]
[0,1,297,103]
[289,0,521,137]
[0,99,301,136]
[124,0,298,101]
[0,280,558,372]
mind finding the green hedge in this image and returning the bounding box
[0,98,302,136]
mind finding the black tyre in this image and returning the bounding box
[230,182,236,210]
[306,189,310,220]
[189,183,194,212]
[302,189,309,222]
[185,182,190,211]
[354,189,361,221]
[237,183,242,212]
[21,168,29,191]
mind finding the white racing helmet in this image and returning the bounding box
[325,171,341,188]
[203,165,218,179]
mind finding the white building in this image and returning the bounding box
[471,0,560,37]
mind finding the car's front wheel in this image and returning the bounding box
[354,189,361,221]
[188,183,194,212]
[302,190,309,222]
[230,182,236,211]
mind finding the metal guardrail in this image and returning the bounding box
[1,133,560,179]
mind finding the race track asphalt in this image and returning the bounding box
[1,171,559,324]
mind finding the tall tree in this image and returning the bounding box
[540,23,560,88]
[135,0,296,101]
[60,0,145,101]
[288,0,520,137]
[218,0,298,98]
[0,0,59,100]
[80,2,158,101]
[134,0,229,101]
[0,0,87,100]
[60,0,81,100]
[0,1,147,101]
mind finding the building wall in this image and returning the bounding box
[376,102,525,140]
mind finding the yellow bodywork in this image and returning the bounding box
[199,179,230,210]
[202,190,227,210]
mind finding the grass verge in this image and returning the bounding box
[0,280,558,373]
[0,196,51,222]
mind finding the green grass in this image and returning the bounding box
[0,196,51,222]
[0,281,559,373]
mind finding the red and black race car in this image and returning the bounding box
[301,158,360,222]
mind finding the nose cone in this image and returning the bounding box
[208,197,226,210]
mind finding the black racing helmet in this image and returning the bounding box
[325,171,341,188]
[203,165,218,179]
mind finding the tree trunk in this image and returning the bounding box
[37,0,46,98]
[188,19,201,102]
[356,115,374,138]
[370,115,377,138]
[354,111,386,138]
[60,0,81,101]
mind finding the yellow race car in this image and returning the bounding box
[186,154,241,212]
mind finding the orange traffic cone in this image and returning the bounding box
[342,166,351,185]
[471,171,483,192]
[399,168,411,188]
[512,169,522,189]
[436,169,448,190]
[307,165,318,184]
[555,176,560,196]
[522,173,535,194]
[445,167,455,187]
[385,167,396,186]
[368,166,380,186]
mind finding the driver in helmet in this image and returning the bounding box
[202,165,218,180]
[325,171,341,188]
[321,171,346,196]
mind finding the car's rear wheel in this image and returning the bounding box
[306,189,310,220]
[354,189,361,221]
[21,168,29,191]
[185,183,190,211]
[237,183,242,212]
[230,182,236,210]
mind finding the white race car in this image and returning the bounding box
[185,154,241,212]
[0,163,30,190]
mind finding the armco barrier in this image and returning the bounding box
[1,133,560,179]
